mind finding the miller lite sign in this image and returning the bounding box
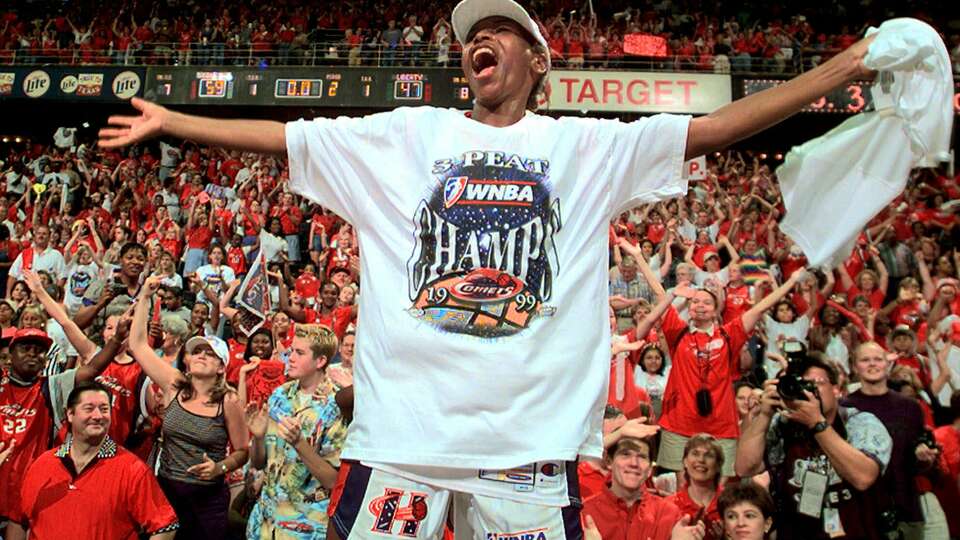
[112,71,141,99]
[23,70,51,98]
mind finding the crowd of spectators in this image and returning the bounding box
[0,115,957,539]
[2,0,959,72]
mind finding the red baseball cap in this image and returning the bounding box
[9,328,53,350]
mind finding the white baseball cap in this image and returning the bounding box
[185,335,229,365]
[452,0,550,67]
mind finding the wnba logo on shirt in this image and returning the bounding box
[368,488,428,537]
[486,528,549,540]
[443,176,536,208]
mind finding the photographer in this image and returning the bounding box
[842,342,941,540]
[735,355,893,540]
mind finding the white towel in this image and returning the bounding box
[776,18,954,268]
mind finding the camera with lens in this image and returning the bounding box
[776,342,817,402]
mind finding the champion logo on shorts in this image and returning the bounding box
[485,528,549,540]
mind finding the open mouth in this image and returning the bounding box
[471,46,499,78]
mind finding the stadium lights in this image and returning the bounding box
[14,137,21,143]
[1,138,7,143]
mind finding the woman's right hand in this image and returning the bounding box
[99,98,168,148]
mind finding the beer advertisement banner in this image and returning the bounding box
[0,67,144,102]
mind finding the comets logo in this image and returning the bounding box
[450,268,524,303]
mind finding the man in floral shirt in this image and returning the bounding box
[244,324,347,539]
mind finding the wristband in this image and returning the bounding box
[220,462,228,475]
[811,420,829,434]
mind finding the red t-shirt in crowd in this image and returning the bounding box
[270,205,302,235]
[894,354,931,388]
[933,426,960,538]
[225,339,248,387]
[226,246,247,276]
[722,284,751,324]
[659,307,748,439]
[583,485,681,540]
[577,462,609,501]
[846,285,885,311]
[891,300,923,330]
[666,486,723,540]
[185,226,214,250]
[304,305,355,339]
[14,438,179,539]
[160,237,182,260]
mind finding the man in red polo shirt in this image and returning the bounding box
[582,436,704,540]
[636,269,805,476]
[8,381,178,540]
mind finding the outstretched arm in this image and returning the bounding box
[685,36,874,159]
[100,98,286,155]
[130,276,186,393]
[22,270,98,363]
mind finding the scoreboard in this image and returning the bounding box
[147,67,474,109]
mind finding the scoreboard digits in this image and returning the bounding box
[275,79,323,98]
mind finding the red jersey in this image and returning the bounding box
[722,283,751,324]
[0,373,69,520]
[304,305,355,338]
[225,339,248,387]
[14,439,179,539]
[226,246,247,276]
[583,486,681,540]
[659,307,748,439]
[891,300,923,330]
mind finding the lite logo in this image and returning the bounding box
[112,71,141,99]
[23,71,51,98]
[368,488,428,537]
[443,177,535,208]
[486,528,549,540]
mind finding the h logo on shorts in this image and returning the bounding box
[368,488,429,537]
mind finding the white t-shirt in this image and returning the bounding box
[63,262,101,314]
[194,264,235,304]
[53,127,76,148]
[694,266,729,288]
[286,107,690,471]
[159,141,181,168]
[5,171,27,195]
[762,313,811,379]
